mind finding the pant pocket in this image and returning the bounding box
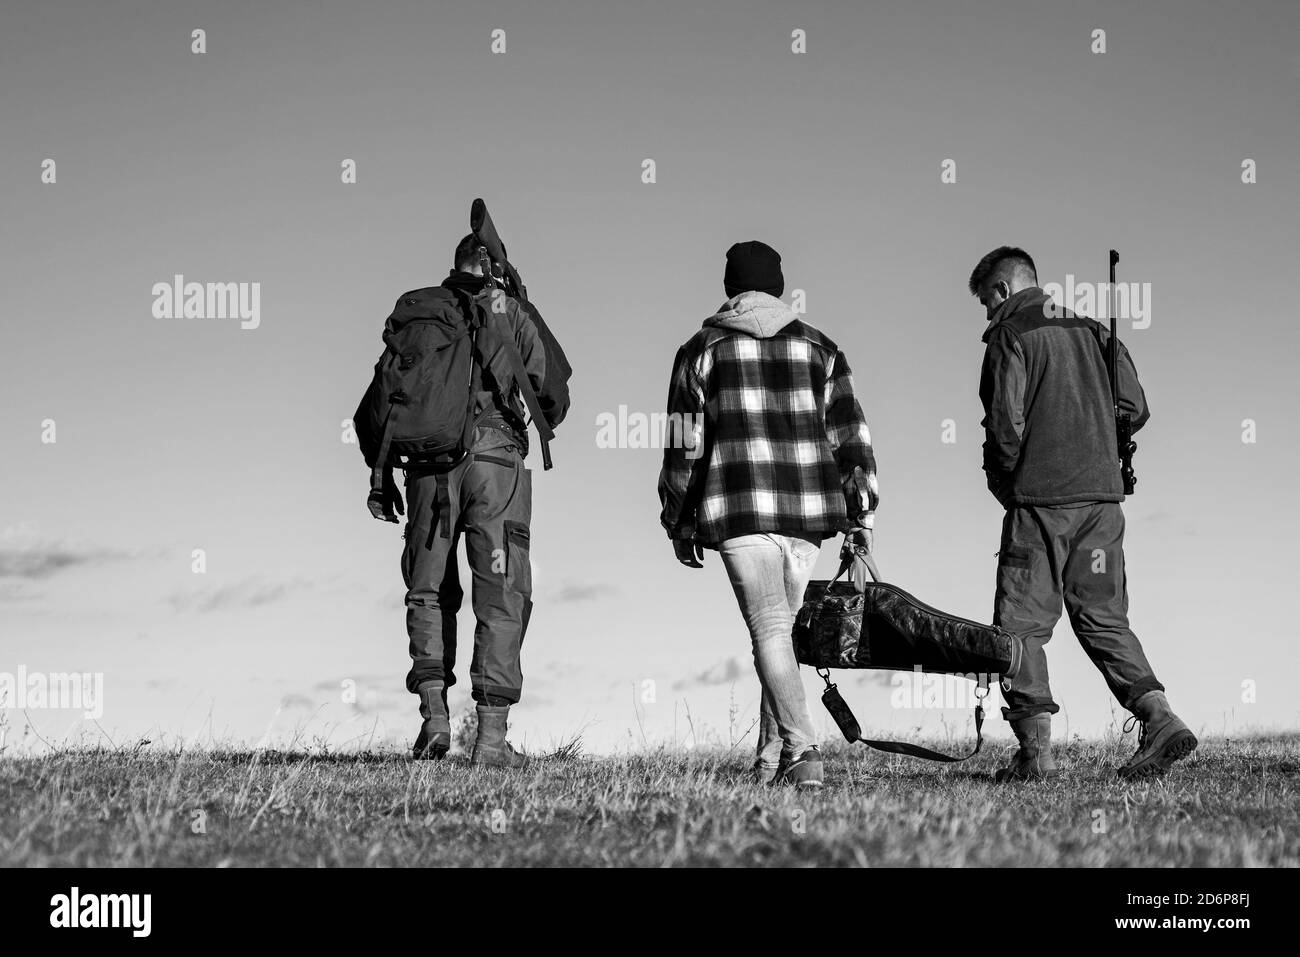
[995,544,1035,612]
[503,520,531,589]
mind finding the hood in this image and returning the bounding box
[703,291,796,339]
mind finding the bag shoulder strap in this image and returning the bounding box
[816,536,987,763]
[819,671,988,763]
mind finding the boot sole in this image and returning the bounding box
[1117,729,1198,779]
[412,743,450,761]
[470,750,530,769]
[412,733,451,761]
[994,768,1060,783]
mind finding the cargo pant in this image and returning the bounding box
[994,501,1163,722]
[401,428,533,703]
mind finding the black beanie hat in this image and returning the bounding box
[724,240,784,298]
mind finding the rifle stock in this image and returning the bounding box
[469,198,556,470]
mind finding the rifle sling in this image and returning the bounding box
[461,290,555,470]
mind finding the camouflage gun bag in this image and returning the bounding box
[792,546,1024,762]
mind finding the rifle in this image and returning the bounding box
[469,198,557,470]
[1108,249,1137,494]
[472,198,529,301]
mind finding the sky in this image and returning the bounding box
[2,0,1298,756]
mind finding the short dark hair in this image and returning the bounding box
[968,246,1037,295]
[453,233,483,271]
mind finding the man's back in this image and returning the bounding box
[980,287,1149,507]
[660,291,876,546]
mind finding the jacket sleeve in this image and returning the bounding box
[979,327,1027,496]
[516,299,570,429]
[1115,338,1150,433]
[503,298,565,429]
[658,343,707,540]
[824,350,879,529]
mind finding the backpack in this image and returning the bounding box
[353,287,555,498]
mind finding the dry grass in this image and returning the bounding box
[1,730,1296,867]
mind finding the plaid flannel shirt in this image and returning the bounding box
[658,300,878,547]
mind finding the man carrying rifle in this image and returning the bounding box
[968,246,1196,781]
[361,212,569,768]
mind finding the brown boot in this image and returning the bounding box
[470,704,530,769]
[412,681,451,760]
[995,714,1059,782]
[1117,691,1197,779]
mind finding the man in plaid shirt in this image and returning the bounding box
[658,241,878,787]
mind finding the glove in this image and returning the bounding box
[367,470,405,523]
[673,537,704,569]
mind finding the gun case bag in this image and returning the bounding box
[794,574,1022,680]
[791,550,1024,761]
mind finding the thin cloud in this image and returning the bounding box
[673,655,748,691]
[0,545,130,579]
[168,576,313,613]
[0,582,41,602]
[554,582,620,603]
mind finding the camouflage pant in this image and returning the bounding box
[994,502,1163,722]
[401,431,533,703]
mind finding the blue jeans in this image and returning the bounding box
[718,533,821,765]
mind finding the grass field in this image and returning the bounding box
[1,731,1296,867]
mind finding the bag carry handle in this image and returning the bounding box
[830,542,882,589]
[816,534,988,763]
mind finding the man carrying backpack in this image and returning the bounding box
[358,231,569,767]
[658,241,879,788]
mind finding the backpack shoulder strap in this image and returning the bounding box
[447,287,489,454]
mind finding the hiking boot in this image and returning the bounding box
[412,681,451,761]
[773,746,824,788]
[470,704,530,769]
[995,713,1059,783]
[1117,691,1198,780]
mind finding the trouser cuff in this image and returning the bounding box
[473,684,520,706]
[1001,702,1060,723]
[1122,677,1166,712]
[406,665,456,695]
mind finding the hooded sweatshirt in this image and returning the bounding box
[658,291,879,546]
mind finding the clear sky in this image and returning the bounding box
[2,0,1297,754]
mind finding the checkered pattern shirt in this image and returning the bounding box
[658,316,878,546]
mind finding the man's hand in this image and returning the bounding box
[840,527,873,560]
[367,470,405,523]
[840,527,875,592]
[673,538,704,569]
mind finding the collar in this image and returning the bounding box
[981,286,1048,342]
[441,270,490,294]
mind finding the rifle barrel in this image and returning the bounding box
[1108,249,1119,409]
